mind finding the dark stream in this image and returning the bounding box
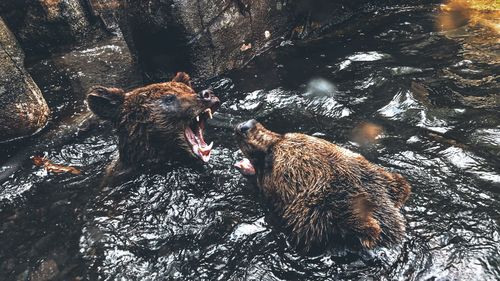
[1,4,499,281]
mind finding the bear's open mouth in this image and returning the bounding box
[234,157,256,176]
[184,108,214,162]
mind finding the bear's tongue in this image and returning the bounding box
[185,121,213,162]
[234,158,256,176]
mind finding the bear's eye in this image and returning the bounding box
[162,95,176,104]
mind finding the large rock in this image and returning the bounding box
[122,0,293,79]
[175,0,291,77]
[0,0,91,55]
[0,18,49,143]
[28,34,143,101]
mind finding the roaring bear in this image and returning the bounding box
[87,72,220,178]
[234,119,411,252]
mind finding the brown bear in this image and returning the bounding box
[234,119,411,252]
[87,72,220,178]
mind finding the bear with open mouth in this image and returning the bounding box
[234,119,411,252]
[87,72,220,182]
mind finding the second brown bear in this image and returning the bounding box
[235,120,411,252]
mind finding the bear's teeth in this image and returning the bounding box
[206,141,214,150]
[205,108,213,119]
[196,145,212,162]
[199,142,213,153]
[196,116,200,122]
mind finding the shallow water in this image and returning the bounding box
[1,4,499,281]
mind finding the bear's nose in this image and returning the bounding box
[199,89,220,108]
[237,119,258,135]
[199,89,214,101]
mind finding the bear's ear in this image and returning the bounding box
[87,86,125,121]
[171,72,192,87]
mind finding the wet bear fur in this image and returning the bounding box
[87,72,219,184]
[235,120,411,252]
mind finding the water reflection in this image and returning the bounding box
[437,0,500,33]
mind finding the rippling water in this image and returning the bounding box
[1,4,499,281]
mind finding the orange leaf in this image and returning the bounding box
[32,156,81,175]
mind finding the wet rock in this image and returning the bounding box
[27,34,142,113]
[0,18,49,143]
[123,0,292,79]
[27,259,59,281]
[86,0,124,32]
[0,0,91,55]
[51,35,142,94]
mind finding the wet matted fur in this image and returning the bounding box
[235,120,411,252]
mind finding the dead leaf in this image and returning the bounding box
[32,156,81,175]
[240,43,252,52]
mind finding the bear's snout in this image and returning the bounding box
[236,119,258,136]
[198,89,220,108]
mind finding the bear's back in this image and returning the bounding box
[271,133,409,206]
